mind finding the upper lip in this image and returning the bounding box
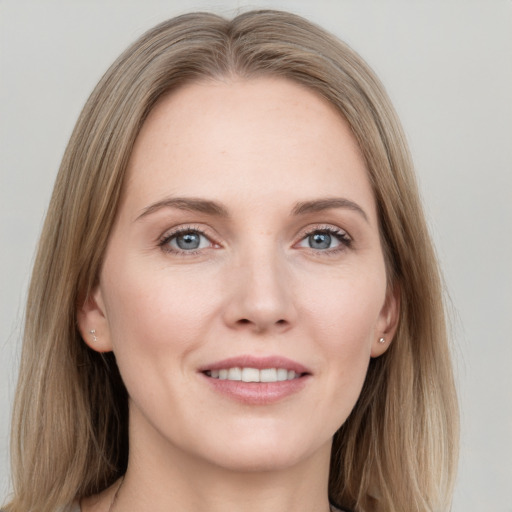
[198,355,311,375]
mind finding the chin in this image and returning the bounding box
[210,450,311,473]
[198,430,331,474]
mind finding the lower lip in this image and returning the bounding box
[201,373,309,405]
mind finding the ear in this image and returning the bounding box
[371,282,400,358]
[77,286,113,353]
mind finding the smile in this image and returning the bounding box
[205,367,302,382]
[200,356,310,404]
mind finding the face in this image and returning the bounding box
[79,77,398,474]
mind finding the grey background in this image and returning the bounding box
[1,1,511,510]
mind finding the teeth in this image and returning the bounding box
[242,368,260,382]
[260,368,277,382]
[277,368,288,381]
[207,367,301,382]
[228,367,242,381]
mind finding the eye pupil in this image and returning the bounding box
[309,232,331,249]
[176,232,201,250]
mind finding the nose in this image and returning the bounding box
[222,247,297,334]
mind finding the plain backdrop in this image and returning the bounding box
[1,1,511,510]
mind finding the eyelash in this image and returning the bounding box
[158,225,216,256]
[297,225,352,254]
[158,224,352,256]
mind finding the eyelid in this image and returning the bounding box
[157,222,352,256]
[296,223,351,240]
[158,224,221,254]
[294,224,352,252]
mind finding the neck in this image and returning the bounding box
[111,414,333,512]
[121,458,331,512]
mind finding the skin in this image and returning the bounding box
[79,77,399,512]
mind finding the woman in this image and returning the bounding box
[4,10,458,512]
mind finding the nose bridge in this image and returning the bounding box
[224,236,295,332]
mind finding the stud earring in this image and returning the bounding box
[89,329,98,342]
[378,337,386,344]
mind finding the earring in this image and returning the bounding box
[378,337,386,344]
[89,329,98,342]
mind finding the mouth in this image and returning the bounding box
[199,356,310,404]
[204,367,304,382]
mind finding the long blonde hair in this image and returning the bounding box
[5,10,458,512]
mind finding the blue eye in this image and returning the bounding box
[308,232,334,249]
[163,229,211,252]
[297,228,350,251]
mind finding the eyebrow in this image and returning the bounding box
[291,198,369,222]
[136,196,368,222]
[136,197,229,221]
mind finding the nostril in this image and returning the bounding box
[232,317,290,331]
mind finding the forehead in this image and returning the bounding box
[123,77,375,219]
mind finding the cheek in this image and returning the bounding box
[99,264,224,432]
[300,269,386,399]
[100,259,221,366]
[302,269,386,348]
